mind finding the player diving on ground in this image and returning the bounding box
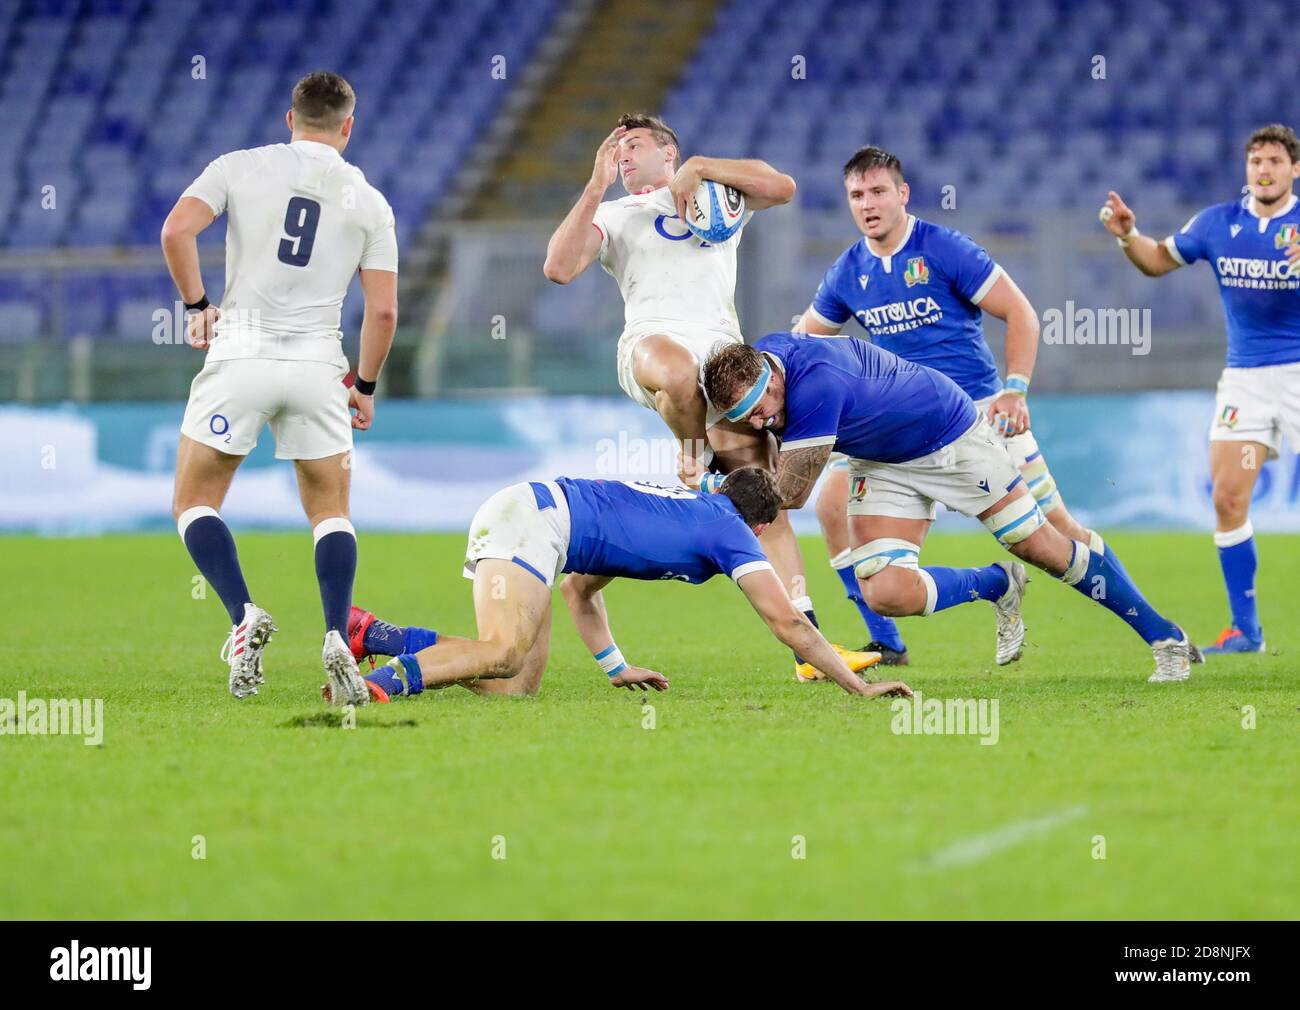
[702,334,1204,683]
[323,468,911,702]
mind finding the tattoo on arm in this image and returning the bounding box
[775,445,833,509]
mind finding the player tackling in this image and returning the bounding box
[325,468,909,701]
[702,334,1202,682]
[794,146,1125,669]
[161,71,398,704]
[1101,123,1300,656]
[544,113,873,680]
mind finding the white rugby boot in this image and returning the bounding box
[991,561,1028,665]
[322,629,369,707]
[222,603,277,699]
[1149,631,1202,683]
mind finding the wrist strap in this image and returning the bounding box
[184,295,210,313]
[594,643,626,678]
[354,376,377,396]
[1117,225,1140,248]
[1004,373,1030,395]
[699,472,725,494]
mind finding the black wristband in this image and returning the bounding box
[354,376,378,396]
[184,295,210,313]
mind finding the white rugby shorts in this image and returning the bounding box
[180,358,352,459]
[463,480,571,588]
[1209,362,1300,460]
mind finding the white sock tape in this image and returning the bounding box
[312,516,356,545]
[177,505,220,539]
[1213,521,1254,549]
[917,568,938,616]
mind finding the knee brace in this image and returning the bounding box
[851,538,922,580]
[982,495,1047,547]
[1019,449,1061,513]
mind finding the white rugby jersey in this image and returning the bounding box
[592,186,751,337]
[182,139,397,363]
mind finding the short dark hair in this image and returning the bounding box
[701,342,765,414]
[616,112,681,167]
[1246,123,1300,164]
[719,466,781,527]
[843,145,905,186]
[291,71,356,132]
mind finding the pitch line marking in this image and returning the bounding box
[914,803,1090,871]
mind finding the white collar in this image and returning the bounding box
[865,214,917,272]
[291,139,343,159]
[1244,191,1297,230]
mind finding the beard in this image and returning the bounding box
[1253,184,1284,206]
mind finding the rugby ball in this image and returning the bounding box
[684,179,746,243]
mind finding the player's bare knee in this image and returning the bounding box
[482,642,526,680]
[1211,482,1250,525]
[860,571,909,616]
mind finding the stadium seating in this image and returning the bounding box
[661,0,1298,215]
[0,0,561,338]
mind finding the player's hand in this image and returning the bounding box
[678,448,709,488]
[610,665,669,692]
[590,126,625,192]
[987,391,1030,437]
[669,156,705,223]
[862,680,912,699]
[185,305,220,350]
[1284,242,1300,271]
[1100,191,1136,237]
[348,387,375,430]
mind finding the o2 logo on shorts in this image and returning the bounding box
[209,413,232,443]
[654,214,710,247]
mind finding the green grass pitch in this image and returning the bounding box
[1,531,1296,919]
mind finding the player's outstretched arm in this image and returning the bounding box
[670,156,796,219]
[737,569,910,697]
[1100,191,1180,277]
[160,196,219,349]
[559,574,669,691]
[351,268,398,431]
[543,127,623,284]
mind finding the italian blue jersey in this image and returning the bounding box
[754,332,976,464]
[555,478,773,584]
[809,215,1004,400]
[1165,193,1300,368]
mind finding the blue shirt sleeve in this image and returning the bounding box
[711,518,774,581]
[810,251,853,327]
[932,227,1000,304]
[1169,208,1212,265]
[779,363,848,451]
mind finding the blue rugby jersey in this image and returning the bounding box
[753,331,976,464]
[1166,193,1300,367]
[810,215,1003,399]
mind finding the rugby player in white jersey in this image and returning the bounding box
[160,71,398,705]
[543,113,875,679]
